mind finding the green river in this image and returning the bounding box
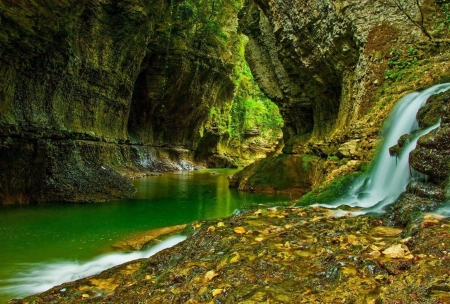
[0,169,293,303]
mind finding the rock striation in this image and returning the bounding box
[0,0,251,204]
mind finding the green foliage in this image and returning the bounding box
[301,154,315,171]
[327,155,340,162]
[229,61,283,142]
[384,47,419,81]
[437,0,450,29]
[408,45,418,56]
[175,0,232,46]
[178,1,195,20]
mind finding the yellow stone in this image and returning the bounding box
[204,270,219,281]
[368,250,381,258]
[197,286,207,295]
[229,252,240,263]
[382,244,412,259]
[371,226,402,237]
[370,244,383,251]
[347,234,358,245]
[212,289,224,297]
[233,227,246,234]
[342,267,357,275]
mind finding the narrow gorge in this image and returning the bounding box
[2,0,450,302]
[0,0,282,205]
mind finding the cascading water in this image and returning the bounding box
[320,83,450,213]
[0,236,186,299]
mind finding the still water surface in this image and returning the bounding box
[0,169,292,302]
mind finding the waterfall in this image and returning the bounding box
[320,83,450,213]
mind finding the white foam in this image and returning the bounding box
[0,235,186,299]
[316,83,450,213]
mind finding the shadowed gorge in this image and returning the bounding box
[3,0,450,302]
[0,0,282,205]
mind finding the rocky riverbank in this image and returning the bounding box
[8,205,450,303]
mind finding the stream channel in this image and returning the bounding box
[1,83,450,303]
[0,169,293,303]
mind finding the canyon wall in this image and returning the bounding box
[1,0,450,205]
[231,0,450,195]
[0,0,255,204]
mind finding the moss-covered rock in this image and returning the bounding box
[295,173,362,207]
[229,153,322,195]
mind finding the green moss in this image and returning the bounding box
[295,173,362,207]
[242,154,317,192]
[301,154,315,171]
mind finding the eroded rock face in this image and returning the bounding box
[231,0,450,194]
[0,0,244,204]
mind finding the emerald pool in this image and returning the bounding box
[0,169,293,302]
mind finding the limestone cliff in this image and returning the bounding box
[0,0,265,204]
[231,0,450,194]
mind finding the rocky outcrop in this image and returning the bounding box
[229,154,322,195]
[0,0,262,204]
[231,0,450,194]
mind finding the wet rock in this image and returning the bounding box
[384,192,443,227]
[229,153,322,195]
[382,244,413,259]
[337,140,360,158]
[112,224,187,251]
[12,207,450,303]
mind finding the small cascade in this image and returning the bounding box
[0,236,186,299]
[320,83,450,213]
